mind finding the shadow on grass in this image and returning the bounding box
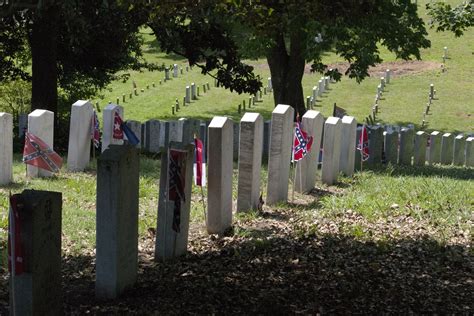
[2,231,464,314]
[365,163,474,181]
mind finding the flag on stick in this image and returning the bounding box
[113,112,139,146]
[8,194,24,276]
[23,132,63,173]
[293,122,313,162]
[194,137,204,186]
[91,110,101,148]
[357,125,370,161]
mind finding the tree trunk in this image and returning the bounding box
[29,5,59,118]
[266,30,306,119]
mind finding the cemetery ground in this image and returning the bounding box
[0,155,472,313]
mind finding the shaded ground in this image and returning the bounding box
[1,202,471,315]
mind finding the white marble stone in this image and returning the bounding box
[465,137,474,167]
[207,116,234,234]
[102,104,124,152]
[413,131,428,166]
[429,131,442,165]
[440,133,454,165]
[191,83,196,100]
[453,135,466,166]
[321,117,342,185]
[266,104,294,204]
[185,86,191,103]
[173,64,178,77]
[27,110,55,177]
[0,112,13,185]
[267,77,272,92]
[338,116,357,176]
[295,111,324,192]
[169,120,183,142]
[67,100,93,171]
[385,69,391,84]
[237,113,263,212]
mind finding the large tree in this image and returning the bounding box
[148,0,431,116]
[0,0,153,118]
[427,0,473,37]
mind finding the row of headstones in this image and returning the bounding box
[6,105,351,312]
[307,72,337,110]
[362,125,474,167]
[0,110,58,185]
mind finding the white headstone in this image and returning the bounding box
[267,104,294,204]
[267,77,272,92]
[207,116,234,234]
[453,135,465,166]
[0,112,13,185]
[385,69,391,84]
[339,116,357,176]
[295,110,324,192]
[191,83,197,100]
[321,117,342,185]
[429,131,442,165]
[413,131,428,166]
[185,86,191,103]
[465,137,474,167]
[440,133,454,165]
[67,100,93,171]
[173,64,178,77]
[102,104,124,152]
[237,113,263,212]
[27,110,55,177]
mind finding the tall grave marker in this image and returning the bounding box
[67,100,93,171]
[27,109,55,177]
[322,117,342,185]
[267,104,294,204]
[0,112,13,185]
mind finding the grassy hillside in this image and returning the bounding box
[94,0,473,133]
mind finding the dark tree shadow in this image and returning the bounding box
[2,228,468,315]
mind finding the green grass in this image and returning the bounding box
[91,0,473,133]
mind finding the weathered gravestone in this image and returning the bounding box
[155,143,194,260]
[339,116,357,177]
[0,112,13,185]
[318,80,324,96]
[102,104,124,152]
[429,131,442,165]
[295,111,324,192]
[384,130,399,165]
[453,135,466,166]
[125,120,142,148]
[144,119,161,153]
[354,126,362,171]
[9,190,62,315]
[368,125,384,165]
[267,77,272,92]
[399,127,415,165]
[267,104,294,204]
[465,137,474,167]
[237,113,263,212]
[413,131,428,166]
[159,121,170,150]
[165,67,170,80]
[169,120,183,143]
[185,86,191,103]
[440,133,454,165]
[180,118,201,145]
[67,100,94,172]
[322,117,342,185]
[385,69,391,84]
[191,83,197,100]
[96,145,139,299]
[27,109,55,178]
[207,117,234,233]
[173,64,178,77]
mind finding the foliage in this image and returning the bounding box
[0,79,31,118]
[427,0,474,37]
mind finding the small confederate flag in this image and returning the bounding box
[293,122,313,161]
[91,110,101,148]
[113,112,139,146]
[23,132,63,173]
[194,137,204,186]
[357,124,369,161]
[8,194,24,276]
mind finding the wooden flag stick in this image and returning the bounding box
[292,161,297,203]
[200,186,207,223]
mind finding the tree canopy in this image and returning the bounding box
[148,0,431,116]
[427,0,473,37]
